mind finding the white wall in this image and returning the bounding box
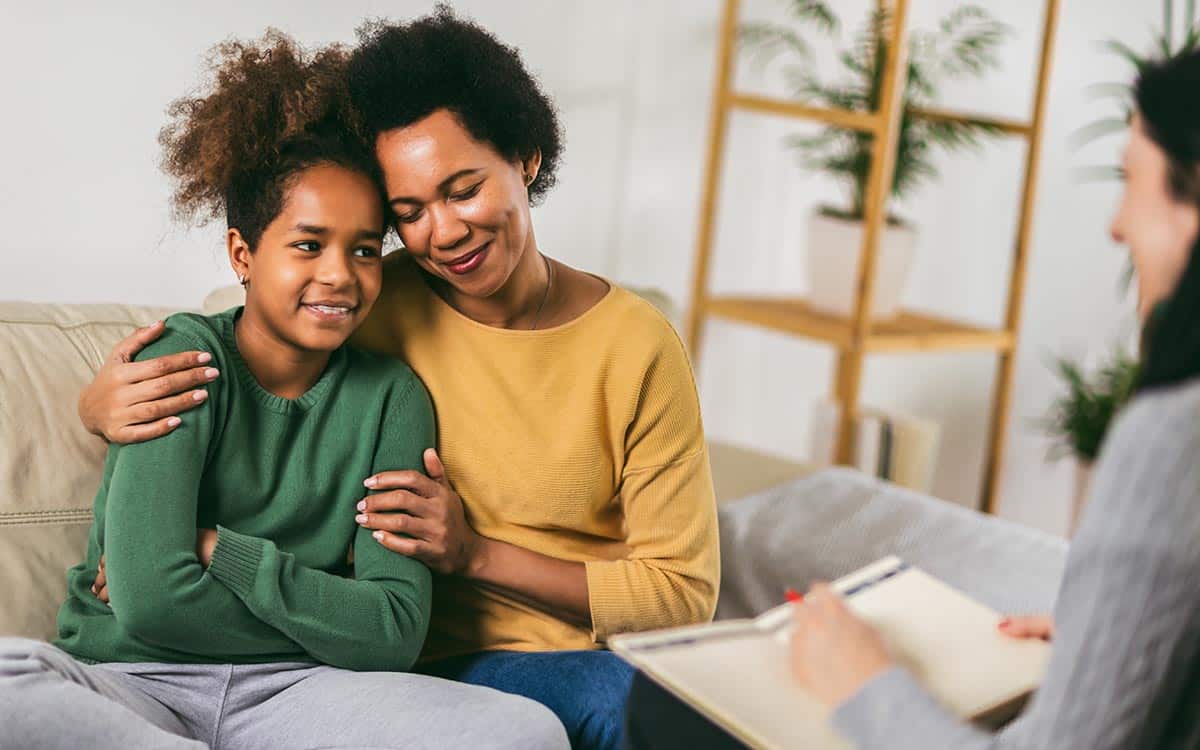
[1,0,1156,534]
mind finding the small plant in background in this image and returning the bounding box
[739,1,1011,222]
[1076,0,1200,180]
[1042,349,1139,464]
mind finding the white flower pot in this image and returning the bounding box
[806,210,918,320]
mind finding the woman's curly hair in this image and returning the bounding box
[159,29,381,249]
[347,5,564,205]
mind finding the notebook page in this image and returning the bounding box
[632,626,850,750]
[844,566,1049,717]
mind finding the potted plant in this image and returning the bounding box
[1042,349,1139,533]
[741,2,1010,319]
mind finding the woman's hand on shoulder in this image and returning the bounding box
[357,449,484,576]
[79,321,220,443]
[998,614,1055,641]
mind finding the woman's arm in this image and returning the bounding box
[78,321,219,443]
[360,451,591,628]
[797,391,1200,749]
[360,329,721,639]
[201,379,437,672]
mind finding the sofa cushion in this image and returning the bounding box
[716,468,1069,620]
[0,302,174,639]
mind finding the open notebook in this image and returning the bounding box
[610,557,1050,750]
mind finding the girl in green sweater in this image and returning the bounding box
[0,31,566,750]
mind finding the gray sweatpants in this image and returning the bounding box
[0,638,568,750]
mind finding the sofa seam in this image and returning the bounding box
[0,517,93,528]
[1,509,95,517]
[0,512,94,527]
[0,317,165,329]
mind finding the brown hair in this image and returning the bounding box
[159,29,379,249]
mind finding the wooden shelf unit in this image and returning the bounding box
[686,0,1062,514]
[705,297,1015,354]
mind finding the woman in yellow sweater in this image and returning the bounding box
[78,9,719,750]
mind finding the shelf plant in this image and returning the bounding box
[740,1,1011,318]
[1042,348,1139,531]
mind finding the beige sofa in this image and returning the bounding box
[0,292,812,641]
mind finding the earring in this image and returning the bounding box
[238,273,248,287]
[525,173,534,186]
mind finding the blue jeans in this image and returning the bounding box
[420,650,635,750]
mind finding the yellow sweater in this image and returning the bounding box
[353,256,720,659]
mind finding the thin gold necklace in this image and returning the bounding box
[529,254,554,330]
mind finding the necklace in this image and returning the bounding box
[529,254,554,330]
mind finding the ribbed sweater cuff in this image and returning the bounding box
[584,560,622,640]
[207,525,266,598]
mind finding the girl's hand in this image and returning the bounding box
[196,528,219,568]
[356,449,483,575]
[790,583,893,707]
[92,527,219,604]
[91,556,109,604]
[998,614,1055,641]
[79,321,219,444]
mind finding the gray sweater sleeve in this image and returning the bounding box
[831,380,1200,750]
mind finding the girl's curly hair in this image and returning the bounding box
[159,29,380,249]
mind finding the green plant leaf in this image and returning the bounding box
[1073,164,1126,182]
[1070,117,1131,150]
[1184,22,1200,51]
[785,0,839,34]
[1166,0,1176,52]
[1084,81,1134,103]
[739,23,816,70]
[1042,349,1140,462]
[749,1,1009,209]
[1097,39,1149,72]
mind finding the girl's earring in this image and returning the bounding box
[238,273,248,287]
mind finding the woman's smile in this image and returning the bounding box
[443,240,492,276]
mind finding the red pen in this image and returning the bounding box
[785,588,804,604]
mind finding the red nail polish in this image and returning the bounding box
[785,588,804,603]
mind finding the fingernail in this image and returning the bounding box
[167,417,182,427]
[998,619,1011,629]
[197,352,212,364]
[192,390,208,403]
[364,477,377,488]
[356,514,368,524]
[373,531,384,541]
[356,500,366,511]
[204,368,220,379]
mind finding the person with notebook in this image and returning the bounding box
[624,49,1200,750]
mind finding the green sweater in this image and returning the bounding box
[54,308,435,671]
